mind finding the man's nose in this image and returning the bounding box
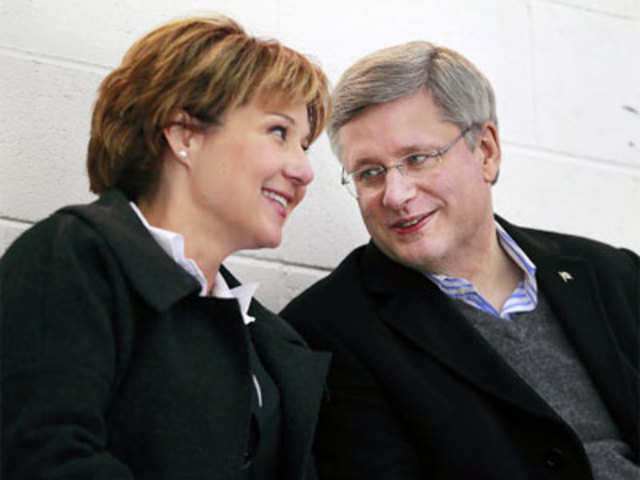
[381,167,416,210]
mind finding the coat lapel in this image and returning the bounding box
[513,231,638,448]
[221,267,330,480]
[62,190,201,311]
[67,192,332,475]
[362,242,559,421]
[247,306,330,480]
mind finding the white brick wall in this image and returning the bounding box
[2,0,639,311]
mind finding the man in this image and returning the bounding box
[281,42,639,479]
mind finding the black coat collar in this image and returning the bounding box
[58,189,255,312]
[60,189,201,311]
[358,216,636,436]
[61,189,331,478]
[359,238,560,420]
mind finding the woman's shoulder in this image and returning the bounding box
[2,194,129,270]
[0,213,125,333]
[2,210,100,269]
[0,192,149,311]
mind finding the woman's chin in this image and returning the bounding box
[250,229,283,250]
[262,234,283,249]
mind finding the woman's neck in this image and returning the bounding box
[137,188,227,294]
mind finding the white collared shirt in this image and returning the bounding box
[129,202,258,325]
[426,221,538,320]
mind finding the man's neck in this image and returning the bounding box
[473,235,523,312]
[429,221,524,313]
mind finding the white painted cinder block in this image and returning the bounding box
[225,255,329,312]
[0,219,30,257]
[494,144,640,253]
[278,0,535,146]
[541,0,640,18]
[0,55,98,222]
[531,1,640,164]
[0,0,279,68]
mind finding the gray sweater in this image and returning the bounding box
[457,293,638,479]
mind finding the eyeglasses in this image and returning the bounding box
[341,124,475,199]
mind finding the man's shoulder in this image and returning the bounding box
[500,218,639,300]
[499,217,638,268]
[281,244,373,327]
[287,244,368,303]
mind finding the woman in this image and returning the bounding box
[1,16,330,479]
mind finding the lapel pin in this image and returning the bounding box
[558,271,573,283]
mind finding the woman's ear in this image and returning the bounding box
[475,122,501,185]
[163,111,199,166]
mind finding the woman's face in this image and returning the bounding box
[185,99,313,253]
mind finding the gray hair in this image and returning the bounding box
[328,41,497,160]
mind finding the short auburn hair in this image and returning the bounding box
[87,15,330,200]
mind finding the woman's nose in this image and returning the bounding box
[283,151,314,186]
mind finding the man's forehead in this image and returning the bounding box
[339,90,444,133]
[338,119,449,169]
[337,126,385,168]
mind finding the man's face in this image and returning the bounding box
[338,89,500,274]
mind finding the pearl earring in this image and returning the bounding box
[178,150,188,159]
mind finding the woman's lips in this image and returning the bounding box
[262,189,290,218]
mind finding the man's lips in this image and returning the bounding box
[390,211,436,234]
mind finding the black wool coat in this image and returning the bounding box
[281,217,639,479]
[1,189,330,480]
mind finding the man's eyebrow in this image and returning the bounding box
[348,156,382,171]
[348,143,438,170]
[393,143,441,157]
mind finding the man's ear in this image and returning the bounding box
[475,122,501,185]
[163,111,200,166]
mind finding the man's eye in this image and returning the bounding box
[270,125,287,140]
[405,154,428,166]
[356,167,384,181]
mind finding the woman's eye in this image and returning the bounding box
[270,125,287,141]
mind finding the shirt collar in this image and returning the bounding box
[427,220,538,319]
[494,221,538,298]
[210,271,259,325]
[129,202,258,324]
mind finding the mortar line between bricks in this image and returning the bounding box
[0,45,111,74]
[535,0,640,21]
[0,217,334,272]
[230,253,333,274]
[503,142,640,175]
[0,217,34,227]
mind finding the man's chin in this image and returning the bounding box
[378,243,436,273]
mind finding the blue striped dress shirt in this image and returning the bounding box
[426,222,538,319]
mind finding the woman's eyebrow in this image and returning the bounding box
[267,111,311,140]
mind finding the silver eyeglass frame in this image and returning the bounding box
[340,124,477,199]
